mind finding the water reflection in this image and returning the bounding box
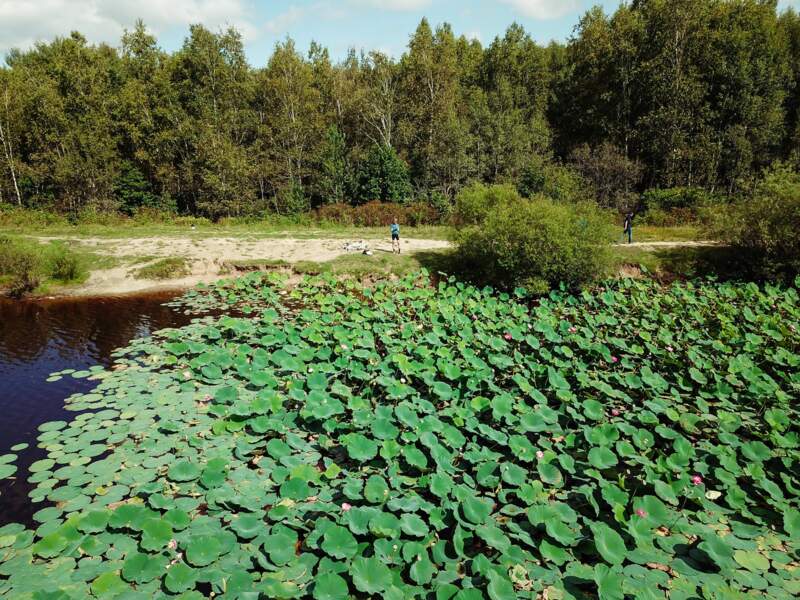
[0,292,190,525]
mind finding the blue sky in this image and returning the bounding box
[2,1,800,64]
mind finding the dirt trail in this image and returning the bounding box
[614,240,717,249]
[36,236,451,297]
[30,235,713,298]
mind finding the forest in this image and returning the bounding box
[1,0,800,220]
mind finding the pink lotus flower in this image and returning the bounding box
[341,503,352,512]
[504,333,513,341]
[611,408,621,417]
[635,509,647,518]
[340,344,347,350]
[471,315,477,321]
[568,327,577,333]
[791,325,797,332]
[536,450,544,459]
[666,346,674,352]
[611,356,619,363]
[691,474,703,486]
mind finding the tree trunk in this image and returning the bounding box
[0,88,22,206]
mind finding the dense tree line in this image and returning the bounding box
[1,0,799,218]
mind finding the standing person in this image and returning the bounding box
[390,218,401,254]
[623,212,634,244]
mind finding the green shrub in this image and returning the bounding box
[0,238,87,295]
[47,243,84,282]
[134,257,191,280]
[453,185,614,292]
[0,237,42,296]
[709,163,800,277]
[0,203,67,228]
[315,201,441,227]
[273,183,311,216]
[351,201,406,227]
[518,156,587,204]
[114,161,160,215]
[569,142,643,208]
[452,182,520,227]
[640,187,723,225]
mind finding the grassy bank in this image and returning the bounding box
[133,257,191,280]
[0,207,450,240]
[0,236,120,296]
[0,237,87,296]
[0,206,700,243]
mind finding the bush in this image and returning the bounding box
[0,203,67,228]
[452,183,520,227]
[403,201,439,227]
[0,237,86,295]
[315,203,355,226]
[453,185,614,292]
[0,237,42,296]
[134,258,190,280]
[640,187,723,225]
[709,163,800,277]
[315,201,441,227]
[569,142,644,209]
[518,156,587,204]
[352,201,404,227]
[273,184,310,216]
[47,243,84,282]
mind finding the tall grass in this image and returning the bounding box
[0,237,87,296]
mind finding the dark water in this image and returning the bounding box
[0,292,190,526]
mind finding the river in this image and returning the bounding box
[0,292,190,526]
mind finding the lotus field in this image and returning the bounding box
[1,272,799,599]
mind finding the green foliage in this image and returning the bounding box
[552,1,790,192]
[710,163,800,276]
[0,237,85,295]
[2,272,799,598]
[452,182,520,227]
[2,4,800,218]
[0,236,41,295]
[640,187,722,225]
[354,145,412,204]
[114,161,159,215]
[134,257,190,280]
[318,126,351,205]
[453,185,614,291]
[274,183,311,216]
[517,156,587,203]
[569,142,643,209]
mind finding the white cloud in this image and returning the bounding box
[500,0,582,20]
[265,2,347,36]
[265,5,308,35]
[0,0,257,55]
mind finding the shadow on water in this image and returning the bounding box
[0,292,191,526]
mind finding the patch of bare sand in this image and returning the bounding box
[43,237,451,297]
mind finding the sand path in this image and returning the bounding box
[35,236,451,297]
[30,235,713,298]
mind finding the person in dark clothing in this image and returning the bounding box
[390,218,400,254]
[623,212,634,244]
